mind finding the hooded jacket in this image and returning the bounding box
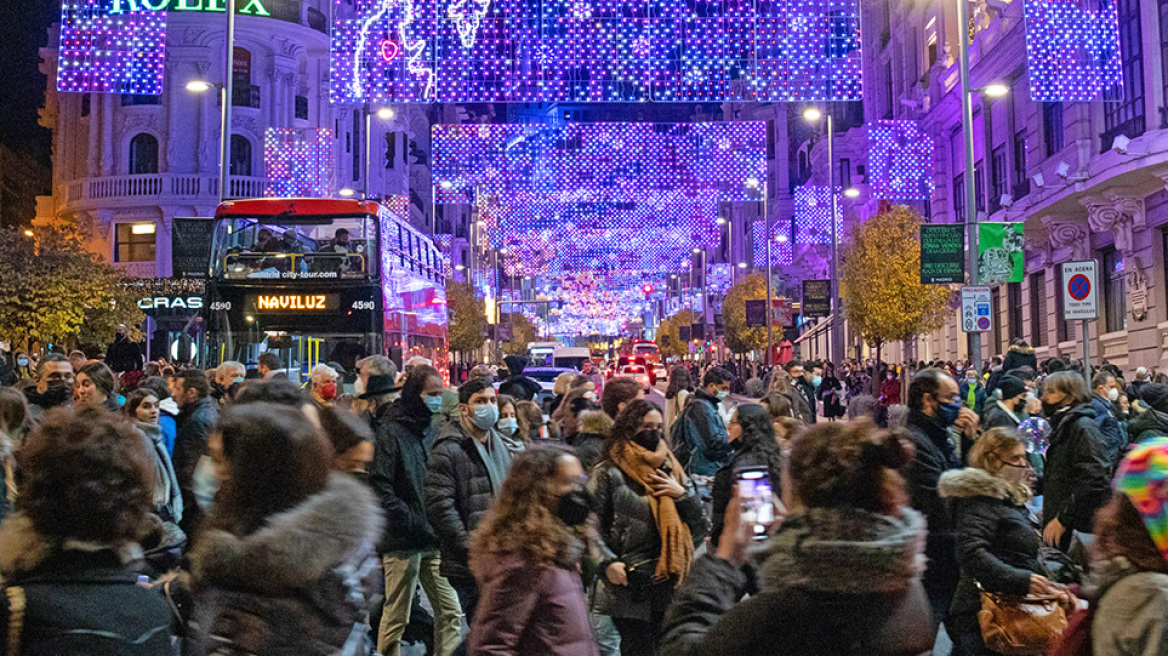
[659,507,934,656]
[500,356,543,402]
[1128,407,1168,444]
[1001,344,1038,376]
[186,474,384,656]
[0,514,172,655]
[672,388,733,477]
[1089,393,1124,466]
[1043,404,1112,537]
[1092,558,1168,656]
[938,468,1040,642]
[369,397,439,553]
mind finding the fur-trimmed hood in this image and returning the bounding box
[0,513,143,579]
[191,473,383,594]
[579,409,613,435]
[938,467,1013,501]
[1008,344,1035,356]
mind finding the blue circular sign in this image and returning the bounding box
[1068,274,1091,301]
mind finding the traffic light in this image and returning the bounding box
[643,284,653,298]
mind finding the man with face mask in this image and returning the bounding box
[24,354,75,423]
[104,324,144,373]
[671,366,734,477]
[308,363,340,407]
[904,368,978,632]
[1089,372,1124,467]
[369,365,463,656]
[425,378,514,652]
[982,375,1030,430]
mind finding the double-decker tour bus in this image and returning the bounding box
[205,197,447,383]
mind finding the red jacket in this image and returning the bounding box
[880,377,902,406]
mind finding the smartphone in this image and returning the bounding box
[735,466,775,541]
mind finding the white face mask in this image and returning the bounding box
[1107,388,1119,402]
[497,417,518,435]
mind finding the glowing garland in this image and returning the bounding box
[263,128,335,198]
[1022,0,1123,102]
[57,0,167,94]
[866,120,935,201]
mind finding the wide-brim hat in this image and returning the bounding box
[360,373,400,399]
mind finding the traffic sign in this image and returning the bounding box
[1062,261,1098,320]
[960,286,992,333]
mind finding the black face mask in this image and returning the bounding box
[42,383,73,407]
[557,488,593,527]
[632,429,662,451]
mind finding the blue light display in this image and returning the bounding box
[263,128,334,198]
[752,219,793,265]
[793,185,840,245]
[1023,0,1123,102]
[867,120,934,201]
[57,0,167,94]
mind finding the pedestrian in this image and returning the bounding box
[185,404,384,656]
[214,360,247,405]
[1127,366,1151,403]
[550,371,576,415]
[1001,339,1037,376]
[601,376,645,420]
[553,388,593,440]
[517,399,549,445]
[880,367,902,407]
[940,428,1073,656]
[105,323,144,373]
[170,369,218,535]
[309,362,340,407]
[981,375,1029,430]
[767,370,812,424]
[318,404,375,480]
[1040,371,1112,551]
[660,420,933,656]
[0,409,172,654]
[589,399,708,655]
[672,366,734,477]
[568,407,612,472]
[22,353,73,423]
[500,355,543,402]
[710,404,782,547]
[904,368,977,629]
[369,364,464,656]
[496,393,526,454]
[1089,371,1125,467]
[0,387,29,522]
[959,368,987,417]
[74,361,120,412]
[257,351,288,380]
[784,360,819,423]
[425,378,516,646]
[820,362,845,421]
[1089,438,1168,656]
[468,445,600,655]
[124,388,183,525]
[664,366,694,436]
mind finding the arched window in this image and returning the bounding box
[230,135,252,176]
[129,133,159,174]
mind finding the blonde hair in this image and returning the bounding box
[968,427,1032,504]
[553,371,575,396]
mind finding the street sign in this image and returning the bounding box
[802,280,831,318]
[745,300,766,328]
[920,224,965,284]
[1062,260,1098,320]
[960,286,992,333]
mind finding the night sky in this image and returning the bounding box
[0,0,57,166]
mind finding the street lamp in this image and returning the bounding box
[363,104,398,198]
[804,106,842,366]
[186,78,233,202]
[844,187,860,199]
[338,188,356,197]
[23,229,33,238]
[982,84,1009,98]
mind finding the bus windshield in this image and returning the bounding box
[211,215,378,280]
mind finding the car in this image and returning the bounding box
[619,364,652,393]
[495,366,576,413]
[652,364,668,386]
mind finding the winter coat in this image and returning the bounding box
[1089,393,1125,466]
[1043,404,1112,538]
[958,381,987,417]
[369,398,439,554]
[1001,345,1037,376]
[709,440,781,547]
[795,378,818,423]
[0,514,172,655]
[105,335,143,372]
[659,508,934,656]
[158,398,179,457]
[137,421,183,524]
[664,389,690,437]
[172,396,219,493]
[500,356,543,402]
[939,468,1041,648]
[1092,559,1168,656]
[820,375,845,419]
[982,400,1026,430]
[425,421,512,580]
[186,474,384,656]
[470,549,599,656]
[588,461,709,621]
[1127,407,1168,444]
[672,388,733,476]
[567,411,611,472]
[903,409,962,619]
[879,377,902,406]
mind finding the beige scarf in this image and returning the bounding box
[612,439,694,582]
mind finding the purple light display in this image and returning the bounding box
[751,219,793,265]
[264,128,334,198]
[1023,0,1123,102]
[866,120,934,201]
[57,0,167,94]
[331,0,861,102]
[793,185,840,245]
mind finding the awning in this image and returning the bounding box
[794,315,833,344]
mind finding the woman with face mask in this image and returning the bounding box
[588,399,708,656]
[497,394,525,455]
[469,445,600,655]
[709,404,783,548]
[939,428,1075,656]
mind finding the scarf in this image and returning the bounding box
[611,440,694,582]
[472,428,513,497]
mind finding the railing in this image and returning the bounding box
[62,174,269,206]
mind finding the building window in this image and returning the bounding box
[115,223,156,263]
[1160,0,1168,127]
[230,135,252,176]
[128,133,158,174]
[231,47,260,108]
[1102,248,1127,334]
[80,94,91,117]
[295,95,309,120]
[1030,270,1047,347]
[953,175,965,223]
[1102,0,1145,151]
[883,61,894,119]
[1008,283,1024,341]
[352,110,361,182]
[1043,102,1064,156]
[385,132,397,169]
[990,145,1007,213]
[974,162,985,213]
[1012,131,1030,198]
[839,158,851,189]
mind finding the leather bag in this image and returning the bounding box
[977,586,1068,655]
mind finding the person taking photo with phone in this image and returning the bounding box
[709,404,784,548]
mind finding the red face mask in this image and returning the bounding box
[321,382,338,400]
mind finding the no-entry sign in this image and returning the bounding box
[1062,261,1098,321]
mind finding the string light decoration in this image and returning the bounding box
[793,184,841,244]
[1022,0,1123,102]
[331,0,862,102]
[57,0,167,94]
[263,128,335,198]
[751,219,794,265]
[866,120,935,201]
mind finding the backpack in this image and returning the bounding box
[670,397,701,473]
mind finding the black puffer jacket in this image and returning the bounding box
[1127,407,1168,443]
[1001,345,1037,376]
[939,468,1040,646]
[1043,403,1112,539]
[566,410,610,472]
[370,398,438,553]
[709,441,782,547]
[903,409,962,618]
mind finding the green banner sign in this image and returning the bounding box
[920,224,965,284]
[978,222,1025,284]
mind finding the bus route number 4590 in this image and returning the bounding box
[210,301,232,312]
[351,300,375,311]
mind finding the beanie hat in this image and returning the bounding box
[1115,437,1168,561]
[996,376,1026,402]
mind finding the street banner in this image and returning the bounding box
[920,224,965,284]
[678,325,691,342]
[960,286,992,333]
[771,298,794,328]
[802,280,830,318]
[172,218,216,279]
[745,300,766,327]
[978,222,1025,284]
[692,323,706,340]
[1061,261,1098,320]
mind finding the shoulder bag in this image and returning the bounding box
[977,584,1068,656]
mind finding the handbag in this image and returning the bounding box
[977,584,1068,656]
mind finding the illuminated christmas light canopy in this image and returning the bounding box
[264,128,335,198]
[331,0,862,103]
[1023,0,1123,102]
[57,0,167,94]
[752,219,794,265]
[866,120,935,201]
[793,185,841,245]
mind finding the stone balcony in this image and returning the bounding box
[59,173,269,214]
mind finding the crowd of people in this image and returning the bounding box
[0,334,1166,656]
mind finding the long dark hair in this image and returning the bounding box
[603,399,659,462]
[665,366,694,400]
[211,403,331,536]
[78,361,117,398]
[734,404,783,485]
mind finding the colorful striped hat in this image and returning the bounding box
[1115,437,1168,560]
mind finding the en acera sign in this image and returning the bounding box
[111,0,271,17]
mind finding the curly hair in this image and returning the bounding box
[20,408,152,544]
[470,444,581,571]
[603,399,659,462]
[787,419,913,516]
[1094,493,1168,574]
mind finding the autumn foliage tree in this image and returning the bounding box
[447,281,486,356]
[656,308,696,359]
[723,273,768,354]
[840,205,952,365]
[501,312,536,356]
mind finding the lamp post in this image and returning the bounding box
[803,106,843,367]
[186,76,232,202]
[693,247,707,351]
[363,105,396,198]
[717,217,734,285]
